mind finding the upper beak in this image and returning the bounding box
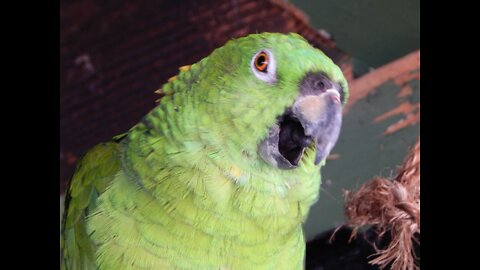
[291,89,342,165]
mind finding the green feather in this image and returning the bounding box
[61,142,122,269]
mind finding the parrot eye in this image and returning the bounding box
[251,50,276,84]
[254,52,268,72]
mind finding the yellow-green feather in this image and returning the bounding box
[61,142,122,270]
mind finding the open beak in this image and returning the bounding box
[259,72,344,169]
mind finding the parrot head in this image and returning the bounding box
[189,33,348,171]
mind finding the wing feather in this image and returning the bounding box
[61,142,122,270]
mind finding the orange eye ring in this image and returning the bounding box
[254,52,269,73]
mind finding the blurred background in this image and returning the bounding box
[60,0,419,267]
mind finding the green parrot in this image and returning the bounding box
[61,32,349,270]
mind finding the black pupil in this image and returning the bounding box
[257,55,267,71]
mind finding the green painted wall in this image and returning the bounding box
[291,0,420,70]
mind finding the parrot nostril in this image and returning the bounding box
[315,80,325,91]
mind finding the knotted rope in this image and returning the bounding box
[344,138,420,270]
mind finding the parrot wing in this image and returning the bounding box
[61,140,123,270]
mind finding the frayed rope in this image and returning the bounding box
[343,138,420,270]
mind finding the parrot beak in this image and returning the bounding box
[259,72,344,169]
[291,89,342,165]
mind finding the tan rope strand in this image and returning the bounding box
[344,138,420,270]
